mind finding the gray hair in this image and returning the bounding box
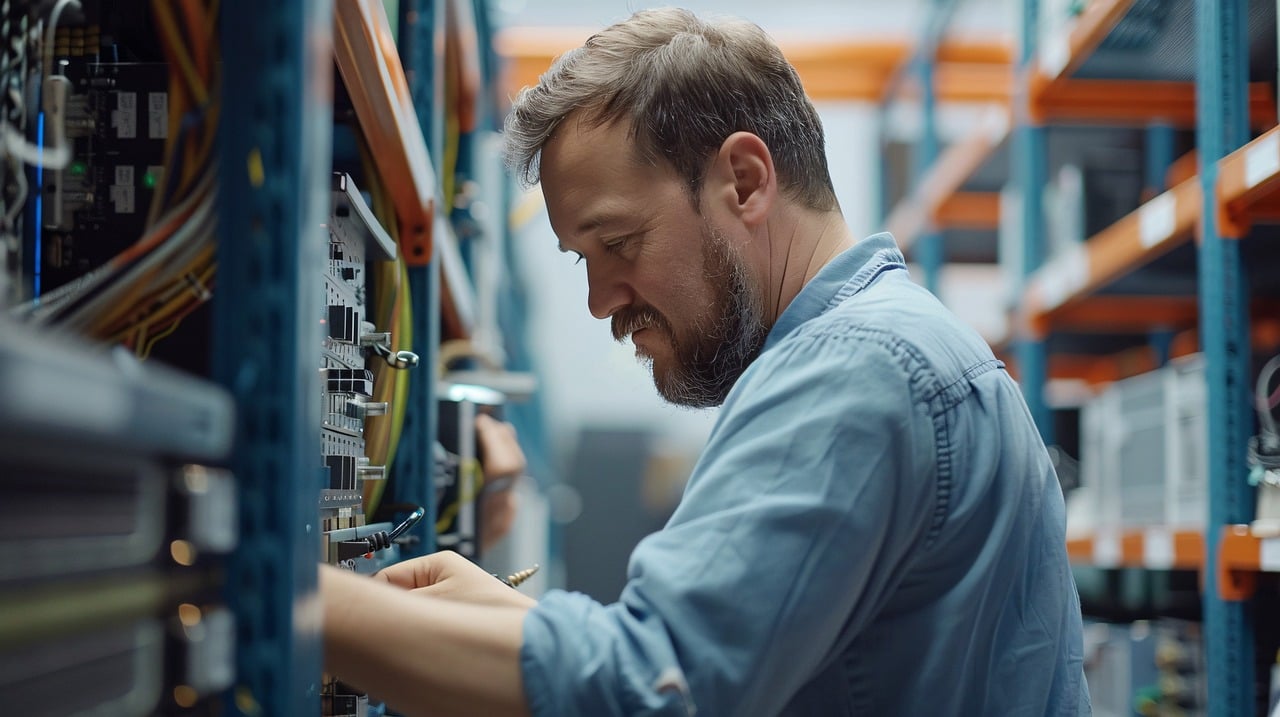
[502,7,838,211]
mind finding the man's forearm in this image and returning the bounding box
[321,566,533,717]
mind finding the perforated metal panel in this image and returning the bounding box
[213,0,334,713]
[1077,0,1276,82]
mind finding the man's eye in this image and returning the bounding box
[605,235,635,254]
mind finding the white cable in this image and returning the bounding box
[42,0,79,80]
[17,169,215,322]
[61,193,215,329]
[3,155,27,227]
[0,0,80,170]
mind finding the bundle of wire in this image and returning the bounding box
[16,0,218,360]
[362,16,474,522]
[356,134,411,519]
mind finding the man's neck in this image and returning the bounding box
[758,207,858,324]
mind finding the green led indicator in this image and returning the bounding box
[69,161,87,176]
[143,171,157,189]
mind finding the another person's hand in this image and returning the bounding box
[373,550,536,610]
[475,413,525,551]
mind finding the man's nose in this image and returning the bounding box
[585,262,633,320]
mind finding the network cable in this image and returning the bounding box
[340,506,426,559]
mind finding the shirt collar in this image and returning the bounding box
[763,232,907,350]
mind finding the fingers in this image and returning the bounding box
[410,576,538,610]
[475,414,527,479]
[373,551,472,590]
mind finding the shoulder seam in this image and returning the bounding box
[773,325,953,547]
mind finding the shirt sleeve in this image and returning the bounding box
[520,327,940,716]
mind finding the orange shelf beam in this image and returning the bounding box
[1066,528,1203,569]
[1023,177,1201,330]
[1025,0,1276,127]
[1047,352,1162,385]
[1046,295,1200,333]
[334,0,437,264]
[1217,525,1280,600]
[1033,79,1276,128]
[933,191,1001,230]
[496,29,1012,102]
[919,63,1013,104]
[1218,124,1280,236]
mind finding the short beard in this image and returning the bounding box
[611,222,769,408]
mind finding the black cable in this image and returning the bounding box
[339,506,425,559]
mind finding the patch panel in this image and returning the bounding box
[319,172,399,716]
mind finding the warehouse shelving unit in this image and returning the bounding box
[884,0,1280,713]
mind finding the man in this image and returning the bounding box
[322,8,1090,716]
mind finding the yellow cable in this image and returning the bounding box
[105,256,215,345]
[151,1,208,106]
[96,239,215,340]
[356,131,411,517]
[137,310,188,359]
[385,257,412,466]
[435,458,484,534]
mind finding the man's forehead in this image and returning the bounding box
[543,114,635,167]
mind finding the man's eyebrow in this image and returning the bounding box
[575,212,629,236]
[558,212,632,252]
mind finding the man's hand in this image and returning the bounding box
[476,413,525,551]
[374,550,537,610]
[321,564,531,716]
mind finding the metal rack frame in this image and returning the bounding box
[214,0,334,713]
[390,0,446,560]
[1196,1,1257,712]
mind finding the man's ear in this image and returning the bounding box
[706,131,776,227]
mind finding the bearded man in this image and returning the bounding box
[321,8,1091,716]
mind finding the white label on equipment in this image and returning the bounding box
[1139,193,1177,249]
[115,92,137,139]
[1094,531,1121,568]
[110,184,135,214]
[1038,246,1087,310]
[1261,537,1280,571]
[1143,528,1174,569]
[148,92,168,139]
[1245,133,1280,189]
[1063,245,1087,295]
[1036,272,1063,312]
[115,165,134,185]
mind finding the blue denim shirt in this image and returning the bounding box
[521,234,1090,716]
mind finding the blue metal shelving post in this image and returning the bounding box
[214,0,334,713]
[911,0,960,296]
[1145,123,1177,370]
[1144,122,1176,195]
[915,48,944,296]
[1196,0,1257,713]
[1015,0,1053,445]
[391,0,445,559]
